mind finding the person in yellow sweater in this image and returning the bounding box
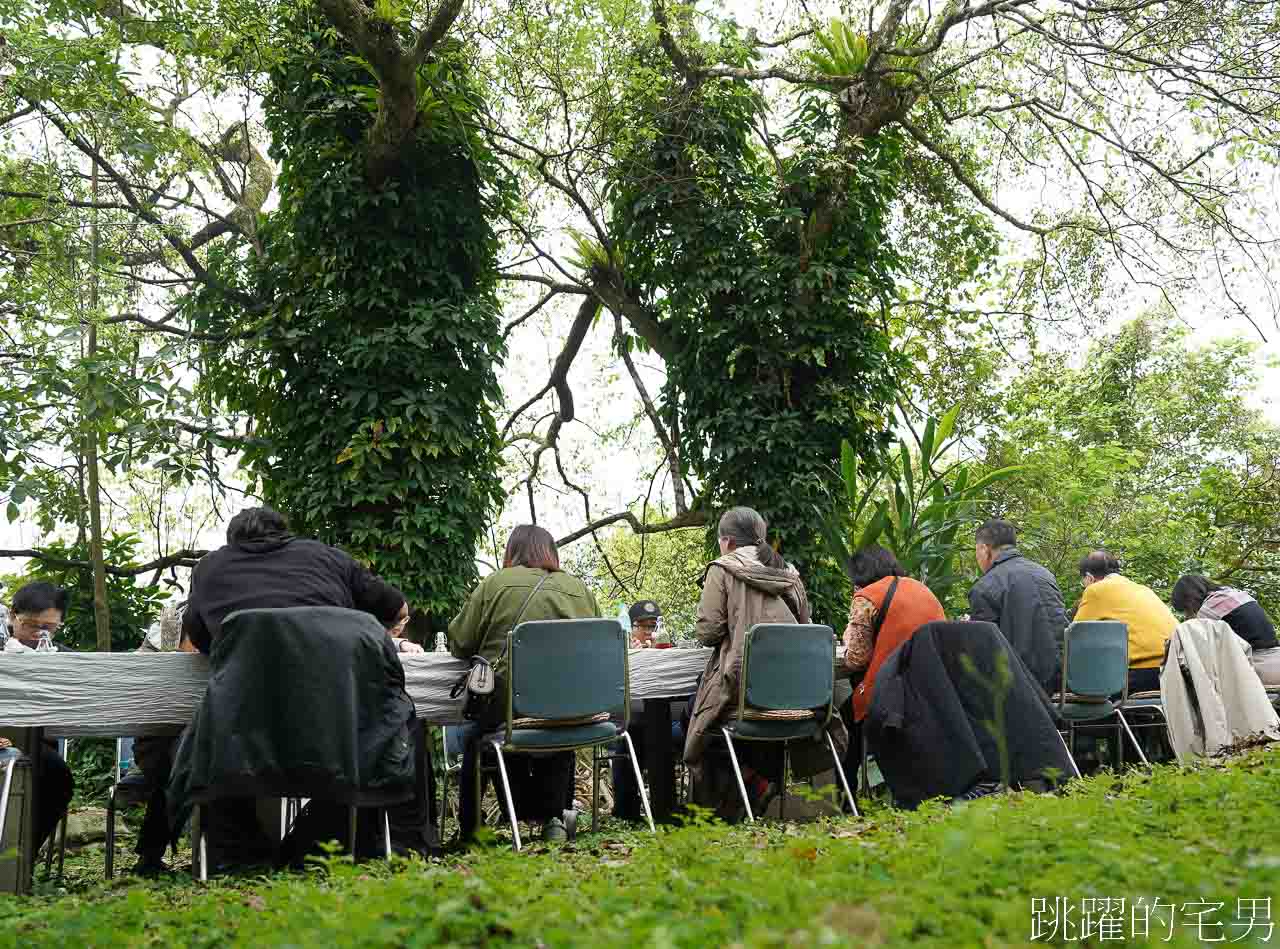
[1075,550,1177,693]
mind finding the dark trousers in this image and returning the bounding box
[35,741,74,851]
[1128,666,1161,694]
[458,722,574,836]
[207,723,438,868]
[612,718,685,819]
[133,735,177,863]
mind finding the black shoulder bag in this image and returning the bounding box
[451,571,553,722]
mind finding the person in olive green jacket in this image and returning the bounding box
[447,524,599,843]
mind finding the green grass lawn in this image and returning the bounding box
[3,748,1278,947]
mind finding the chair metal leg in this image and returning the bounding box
[825,730,859,818]
[621,731,656,834]
[779,744,788,821]
[591,744,600,834]
[383,810,392,858]
[42,810,67,878]
[491,743,522,852]
[1115,709,1150,766]
[1055,730,1083,779]
[191,804,207,882]
[105,791,117,879]
[721,727,754,824]
[348,805,358,860]
[0,755,15,853]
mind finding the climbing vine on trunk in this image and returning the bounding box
[196,19,511,633]
[603,51,907,621]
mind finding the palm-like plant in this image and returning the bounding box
[822,407,1022,607]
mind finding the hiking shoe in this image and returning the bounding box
[952,781,1003,805]
[541,817,567,843]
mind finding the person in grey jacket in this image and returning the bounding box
[967,520,1067,693]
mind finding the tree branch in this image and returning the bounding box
[556,508,707,547]
[0,548,208,577]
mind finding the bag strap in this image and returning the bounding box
[510,571,554,633]
[871,577,901,646]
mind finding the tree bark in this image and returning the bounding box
[86,156,111,651]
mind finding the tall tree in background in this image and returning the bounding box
[193,6,512,632]
[979,316,1280,613]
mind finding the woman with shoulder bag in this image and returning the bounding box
[684,506,849,820]
[446,525,600,843]
[843,545,947,721]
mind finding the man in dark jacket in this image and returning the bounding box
[177,507,433,869]
[967,520,1067,694]
[182,507,400,654]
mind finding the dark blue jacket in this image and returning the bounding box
[968,548,1067,692]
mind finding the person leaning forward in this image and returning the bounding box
[174,506,429,871]
[1074,550,1176,694]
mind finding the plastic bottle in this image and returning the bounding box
[654,616,672,649]
[35,631,54,653]
[616,603,631,634]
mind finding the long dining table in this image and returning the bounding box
[0,647,711,892]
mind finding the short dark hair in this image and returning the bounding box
[1171,574,1221,616]
[226,506,290,545]
[12,581,69,617]
[847,545,904,589]
[504,524,560,571]
[1079,550,1121,579]
[976,519,1017,548]
[367,583,407,627]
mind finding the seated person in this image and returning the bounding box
[629,600,660,648]
[684,507,847,821]
[1171,575,1280,687]
[128,601,192,876]
[0,582,75,851]
[447,525,599,843]
[612,600,684,821]
[178,506,425,868]
[368,585,425,655]
[967,519,1067,693]
[843,545,947,722]
[1074,551,1176,694]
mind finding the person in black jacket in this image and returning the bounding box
[967,520,1068,693]
[178,507,434,869]
[182,507,400,655]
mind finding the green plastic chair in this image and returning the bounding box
[480,618,655,851]
[720,624,857,822]
[1057,620,1149,769]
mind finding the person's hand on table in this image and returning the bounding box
[396,639,425,655]
[0,737,11,750]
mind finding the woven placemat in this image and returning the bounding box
[512,711,611,729]
[740,708,815,721]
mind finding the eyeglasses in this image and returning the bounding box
[390,615,410,632]
[14,616,62,634]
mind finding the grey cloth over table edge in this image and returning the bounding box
[0,647,717,735]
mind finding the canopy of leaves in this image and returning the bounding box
[979,316,1280,613]
[190,15,513,630]
[602,41,909,621]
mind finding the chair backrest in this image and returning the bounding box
[1063,621,1130,700]
[739,624,835,717]
[506,619,627,727]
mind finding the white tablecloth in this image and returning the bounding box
[0,647,711,737]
